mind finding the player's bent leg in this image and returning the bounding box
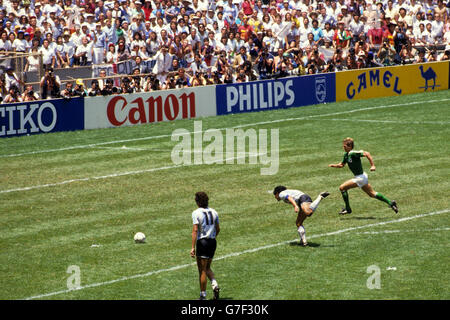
[363,184,398,213]
[339,179,358,192]
[361,183,377,198]
[205,259,214,280]
[309,192,329,213]
[205,258,220,300]
[196,256,203,276]
[296,212,308,246]
[296,212,307,227]
[301,202,313,216]
[339,180,357,214]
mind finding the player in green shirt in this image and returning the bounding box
[329,137,398,215]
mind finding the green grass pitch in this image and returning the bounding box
[1,90,449,300]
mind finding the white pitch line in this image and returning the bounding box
[311,118,450,125]
[94,146,150,151]
[93,146,263,156]
[2,98,449,159]
[351,227,450,235]
[22,208,450,300]
[0,153,266,194]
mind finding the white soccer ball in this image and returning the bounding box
[134,232,146,243]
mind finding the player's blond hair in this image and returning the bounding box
[343,137,354,148]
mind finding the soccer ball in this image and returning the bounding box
[134,232,146,243]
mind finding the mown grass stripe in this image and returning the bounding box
[22,208,449,300]
[3,98,449,159]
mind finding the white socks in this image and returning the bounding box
[211,279,218,290]
[309,195,323,212]
[298,225,305,238]
[200,291,206,297]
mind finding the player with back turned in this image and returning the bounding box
[329,137,398,215]
[191,192,221,300]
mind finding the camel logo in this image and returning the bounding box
[418,65,440,91]
[315,77,327,102]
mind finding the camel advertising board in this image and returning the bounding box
[84,86,217,130]
[335,61,449,101]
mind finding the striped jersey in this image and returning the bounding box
[192,207,219,240]
[278,189,306,204]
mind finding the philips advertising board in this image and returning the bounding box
[0,97,85,138]
[215,73,336,116]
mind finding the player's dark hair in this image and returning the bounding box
[273,185,287,195]
[195,192,209,208]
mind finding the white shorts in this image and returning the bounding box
[352,172,369,188]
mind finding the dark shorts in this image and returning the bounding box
[196,238,217,259]
[296,194,312,206]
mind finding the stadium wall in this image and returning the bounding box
[1,61,448,138]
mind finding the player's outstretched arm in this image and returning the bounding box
[363,151,376,171]
[287,196,300,213]
[329,162,345,168]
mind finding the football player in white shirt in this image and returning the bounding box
[273,186,329,246]
[191,192,221,300]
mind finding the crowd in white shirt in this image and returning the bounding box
[0,0,449,100]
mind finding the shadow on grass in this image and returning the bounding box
[341,216,378,220]
[288,242,330,248]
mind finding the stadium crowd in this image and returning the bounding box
[0,0,450,102]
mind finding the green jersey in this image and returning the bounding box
[342,150,365,176]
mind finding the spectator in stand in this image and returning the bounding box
[40,67,61,99]
[333,21,352,49]
[440,49,450,61]
[377,38,397,66]
[63,31,76,67]
[383,21,397,46]
[368,18,384,51]
[116,36,131,61]
[4,67,24,92]
[25,47,40,72]
[311,19,324,46]
[21,84,40,101]
[0,0,446,95]
[93,23,107,65]
[73,78,88,96]
[74,36,94,66]
[0,30,13,69]
[2,85,22,103]
[174,67,191,88]
[349,13,364,46]
[88,79,102,96]
[61,81,75,99]
[54,35,66,68]
[152,44,173,83]
[355,34,370,58]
